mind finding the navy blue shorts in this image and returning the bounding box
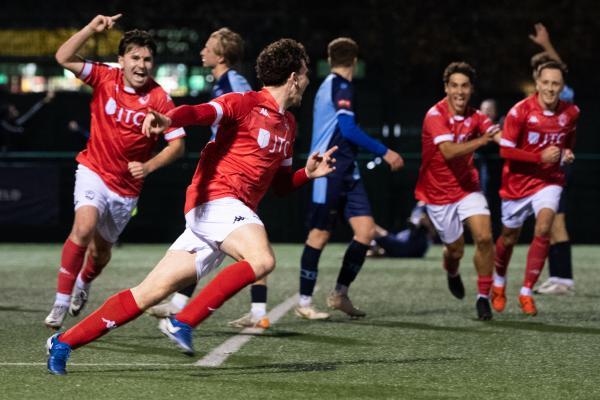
[308,177,372,231]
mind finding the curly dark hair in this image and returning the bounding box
[256,39,309,86]
[328,37,358,68]
[443,61,476,84]
[118,29,157,57]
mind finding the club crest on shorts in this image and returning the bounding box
[528,131,540,145]
[85,190,95,200]
[257,128,270,149]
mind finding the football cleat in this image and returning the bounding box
[44,304,69,330]
[227,313,270,329]
[476,297,493,321]
[69,286,89,317]
[326,291,366,318]
[46,333,71,375]
[491,285,507,312]
[518,294,538,316]
[535,280,573,295]
[447,274,465,299]
[294,305,330,320]
[146,301,182,318]
[158,317,194,355]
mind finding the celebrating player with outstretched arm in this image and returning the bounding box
[491,60,579,316]
[44,14,186,330]
[46,38,337,375]
[415,62,500,320]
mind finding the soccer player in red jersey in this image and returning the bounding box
[491,60,579,316]
[415,62,500,320]
[44,15,186,329]
[46,38,337,375]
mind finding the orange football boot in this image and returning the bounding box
[518,294,537,316]
[491,285,506,312]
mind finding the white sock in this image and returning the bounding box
[170,293,190,310]
[299,295,312,308]
[54,293,70,307]
[520,287,533,296]
[477,294,489,299]
[75,275,90,290]
[251,302,267,318]
[493,273,506,287]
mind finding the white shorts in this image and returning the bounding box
[501,185,562,229]
[169,197,264,279]
[74,164,138,243]
[426,192,490,244]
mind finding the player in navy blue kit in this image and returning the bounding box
[147,28,263,323]
[294,38,404,320]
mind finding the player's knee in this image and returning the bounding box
[474,233,493,250]
[355,226,376,244]
[247,253,276,277]
[70,224,95,244]
[307,229,330,249]
[445,245,464,260]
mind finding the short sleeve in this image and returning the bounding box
[475,110,497,136]
[77,61,114,88]
[501,105,525,148]
[332,79,354,113]
[423,109,453,145]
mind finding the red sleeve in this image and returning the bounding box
[423,110,453,145]
[476,111,500,136]
[565,106,580,149]
[154,91,186,141]
[78,61,113,88]
[500,105,525,148]
[166,103,217,127]
[500,147,542,163]
[271,167,310,196]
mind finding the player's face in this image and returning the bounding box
[118,46,154,90]
[201,37,221,68]
[289,62,310,107]
[445,73,473,115]
[536,68,564,109]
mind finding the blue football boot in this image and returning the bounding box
[158,316,194,355]
[46,333,71,375]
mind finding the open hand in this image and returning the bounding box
[305,146,338,178]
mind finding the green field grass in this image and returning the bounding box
[1,243,599,400]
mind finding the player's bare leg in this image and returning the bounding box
[519,208,555,315]
[326,215,374,318]
[45,206,99,329]
[443,235,466,299]
[70,231,112,317]
[465,214,494,320]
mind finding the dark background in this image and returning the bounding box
[1,0,599,243]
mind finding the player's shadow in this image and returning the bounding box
[86,338,192,358]
[488,320,600,335]
[209,329,371,346]
[328,319,493,335]
[0,305,46,313]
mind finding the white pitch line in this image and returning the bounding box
[194,293,298,367]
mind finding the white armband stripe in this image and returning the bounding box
[500,138,516,148]
[208,101,223,126]
[79,62,93,80]
[281,158,293,167]
[164,127,186,141]
[433,134,454,144]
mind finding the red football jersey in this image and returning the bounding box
[415,98,496,205]
[500,94,579,199]
[184,89,297,212]
[76,62,185,197]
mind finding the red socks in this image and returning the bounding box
[524,236,550,289]
[477,275,493,297]
[176,261,256,327]
[494,236,514,278]
[57,239,88,295]
[80,256,106,284]
[60,289,142,349]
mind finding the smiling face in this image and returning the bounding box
[536,67,564,110]
[118,45,154,90]
[445,72,473,115]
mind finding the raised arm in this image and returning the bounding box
[55,14,122,75]
[529,23,563,63]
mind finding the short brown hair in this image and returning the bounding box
[210,27,244,66]
[328,37,358,67]
[443,62,476,84]
[119,29,157,57]
[256,39,309,86]
[535,60,567,80]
